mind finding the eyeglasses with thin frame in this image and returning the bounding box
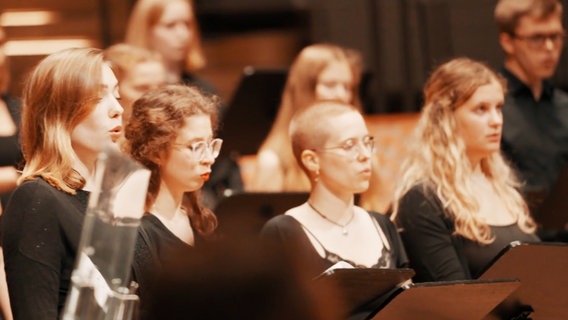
[513,32,566,49]
[174,138,223,161]
[313,135,375,159]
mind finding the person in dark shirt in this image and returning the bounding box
[261,101,408,276]
[2,48,123,319]
[495,0,568,195]
[123,85,220,319]
[391,58,539,282]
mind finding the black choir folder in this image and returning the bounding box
[478,241,568,320]
[314,267,415,314]
[316,266,520,320]
[214,192,308,236]
[368,278,520,320]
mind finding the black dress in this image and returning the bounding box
[131,214,201,319]
[2,178,89,319]
[396,185,540,282]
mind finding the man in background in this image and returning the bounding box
[495,0,568,239]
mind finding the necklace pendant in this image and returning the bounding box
[342,228,348,236]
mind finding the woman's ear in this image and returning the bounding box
[301,149,319,174]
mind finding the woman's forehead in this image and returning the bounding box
[318,111,367,140]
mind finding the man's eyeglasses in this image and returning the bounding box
[314,135,375,159]
[174,138,223,161]
[513,32,566,49]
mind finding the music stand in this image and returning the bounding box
[218,67,287,157]
[214,191,308,236]
[217,67,375,157]
[367,279,521,320]
[314,268,415,314]
[478,241,568,319]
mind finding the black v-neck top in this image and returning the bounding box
[132,214,201,319]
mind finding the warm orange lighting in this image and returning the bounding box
[0,10,60,27]
[5,39,97,56]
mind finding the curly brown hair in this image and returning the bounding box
[124,84,220,236]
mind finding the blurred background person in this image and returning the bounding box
[392,58,539,282]
[261,101,407,277]
[2,48,122,319]
[251,43,387,213]
[103,43,166,127]
[124,85,221,319]
[124,0,217,97]
[144,238,345,320]
[495,0,568,240]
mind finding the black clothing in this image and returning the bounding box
[2,178,89,320]
[260,211,408,276]
[396,185,539,282]
[462,224,539,277]
[131,214,200,319]
[500,68,568,193]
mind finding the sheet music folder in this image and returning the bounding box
[478,241,568,319]
[218,67,287,157]
[368,279,521,320]
[314,268,414,314]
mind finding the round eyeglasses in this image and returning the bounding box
[174,138,223,161]
[313,135,375,159]
[513,32,566,49]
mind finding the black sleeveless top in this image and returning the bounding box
[260,211,408,275]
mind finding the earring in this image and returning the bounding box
[314,169,320,182]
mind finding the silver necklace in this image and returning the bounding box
[307,202,355,236]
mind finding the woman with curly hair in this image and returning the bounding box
[391,57,539,282]
[123,84,221,318]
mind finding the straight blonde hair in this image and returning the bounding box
[258,43,363,191]
[19,48,105,194]
[125,0,206,72]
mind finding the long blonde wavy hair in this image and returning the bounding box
[391,57,536,244]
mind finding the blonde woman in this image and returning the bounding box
[2,48,122,319]
[391,58,539,282]
[253,43,386,212]
[125,0,214,94]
